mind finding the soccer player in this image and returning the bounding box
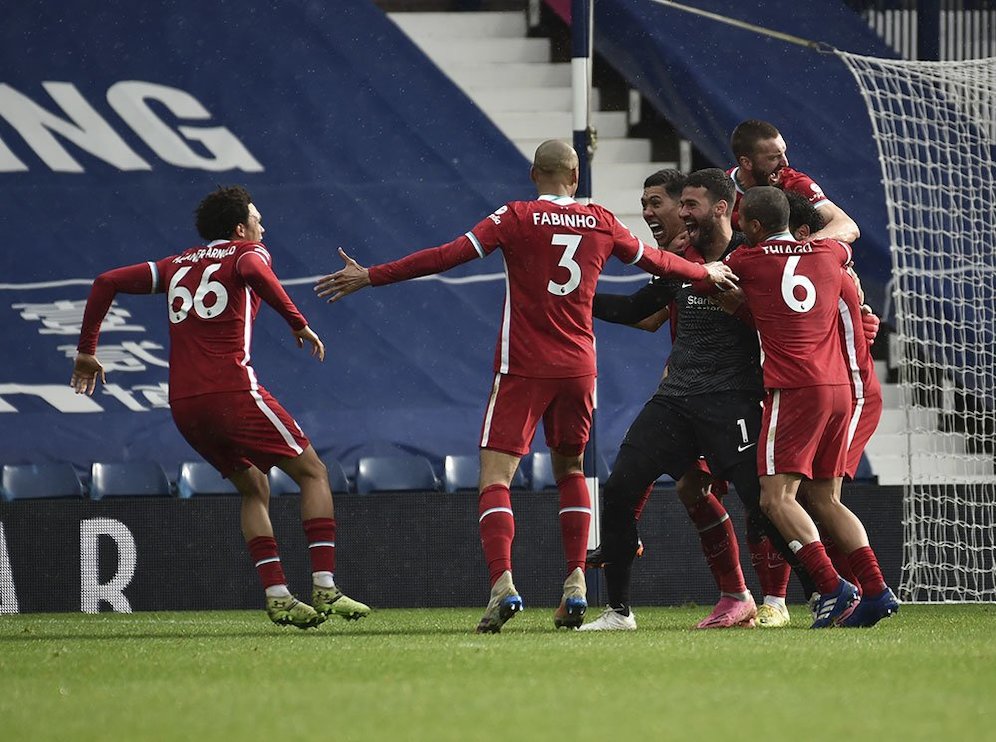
[729,119,860,244]
[70,186,370,629]
[581,168,805,631]
[724,186,897,628]
[314,140,736,633]
[787,192,889,618]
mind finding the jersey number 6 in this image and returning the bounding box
[168,264,230,324]
[547,234,582,296]
[780,256,816,313]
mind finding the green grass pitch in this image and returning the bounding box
[1,605,992,741]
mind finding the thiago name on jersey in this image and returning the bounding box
[531,212,598,229]
[761,243,814,255]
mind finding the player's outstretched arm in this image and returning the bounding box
[315,248,371,303]
[702,261,739,291]
[71,353,105,396]
[293,325,325,362]
[810,201,859,244]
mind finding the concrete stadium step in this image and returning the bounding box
[414,37,551,64]
[864,432,968,456]
[515,137,653,164]
[489,110,628,139]
[446,62,572,89]
[469,86,602,112]
[874,407,939,434]
[870,453,995,485]
[390,10,527,38]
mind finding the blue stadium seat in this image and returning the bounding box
[1,463,85,501]
[355,455,439,494]
[176,461,239,498]
[528,452,557,491]
[442,454,527,493]
[853,453,876,482]
[321,457,352,495]
[268,467,298,496]
[89,461,172,500]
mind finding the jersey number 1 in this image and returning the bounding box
[547,234,582,296]
[168,264,230,324]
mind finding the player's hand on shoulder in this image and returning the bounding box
[315,248,371,303]
[711,286,746,315]
[703,260,738,291]
[70,353,105,395]
[293,325,325,362]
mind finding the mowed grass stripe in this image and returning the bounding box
[0,605,992,741]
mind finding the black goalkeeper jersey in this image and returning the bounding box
[592,234,763,398]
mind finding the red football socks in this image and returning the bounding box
[479,484,515,586]
[247,535,287,589]
[303,517,336,575]
[631,484,653,521]
[823,534,858,588]
[847,545,887,597]
[795,540,840,594]
[749,536,791,599]
[556,473,591,575]
[687,494,746,594]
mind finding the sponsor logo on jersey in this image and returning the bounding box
[488,205,509,225]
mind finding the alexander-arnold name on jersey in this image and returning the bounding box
[172,245,239,264]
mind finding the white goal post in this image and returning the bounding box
[836,51,996,603]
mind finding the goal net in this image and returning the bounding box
[835,51,996,602]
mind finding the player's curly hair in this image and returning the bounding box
[786,191,825,235]
[195,186,253,241]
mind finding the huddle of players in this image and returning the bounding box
[582,120,895,631]
[71,119,897,632]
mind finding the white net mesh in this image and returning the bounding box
[836,51,996,603]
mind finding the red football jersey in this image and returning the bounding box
[78,240,307,402]
[837,270,881,403]
[724,234,852,389]
[728,166,830,230]
[467,196,658,377]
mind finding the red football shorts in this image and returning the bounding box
[170,387,310,478]
[479,373,595,457]
[758,385,851,479]
[845,390,883,479]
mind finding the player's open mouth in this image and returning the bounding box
[646,220,664,239]
[684,219,698,239]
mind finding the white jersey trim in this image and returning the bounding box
[147,261,160,293]
[538,194,576,205]
[465,231,486,259]
[498,261,511,373]
[480,373,502,448]
[764,390,780,475]
[625,239,646,266]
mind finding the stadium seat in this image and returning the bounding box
[853,453,876,482]
[528,452,557,491]
[176,461,239,498]
[1,463,86,501]
[442,454,527,493]
[89,461,172,500]
[355,455,439,494]
[317,453,352,494]
[268,467,298,496]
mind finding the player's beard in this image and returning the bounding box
[691,218,716,250]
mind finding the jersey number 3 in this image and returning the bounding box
[168,264,230,324]
[547,234,582,296]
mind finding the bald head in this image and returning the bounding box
[533,140,579,173]
[530,140,580,196]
